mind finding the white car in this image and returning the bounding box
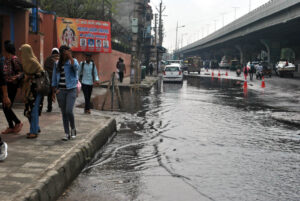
[163,64,183,83]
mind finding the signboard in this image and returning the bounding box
[56,17,112,53]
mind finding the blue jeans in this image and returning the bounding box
[30,94,42,134]
[56,88,77,134]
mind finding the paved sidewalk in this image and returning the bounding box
[0,87,116,201]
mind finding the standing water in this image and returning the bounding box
[59,77,300,201]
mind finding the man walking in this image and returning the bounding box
[0,54,10,161]
[79,53,99,114]
[116,58,126,83]
[44,48,59,112]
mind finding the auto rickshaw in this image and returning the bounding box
[261,61,272,77]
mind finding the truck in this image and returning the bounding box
[187,56,202,74]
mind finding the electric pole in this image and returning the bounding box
[156,0,165,74]
[249,0,251,12]
[233,7,239,20]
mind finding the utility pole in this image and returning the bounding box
[233,7,239,20]
[154,14,158,46]
[214,20,217,31]
[158,0,165,47]
[221,13,225,27]
[175,21,178,51]
[249,0,251,12]
[157,0,165,73]
[130,0,145,84]
[154,13,158,75]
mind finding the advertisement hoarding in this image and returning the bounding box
[56,17,112,53]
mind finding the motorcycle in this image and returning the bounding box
[236,69,241,77]
[256,71,263,80]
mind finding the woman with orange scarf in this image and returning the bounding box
[20,44,44,139]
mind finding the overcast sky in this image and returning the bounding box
[150,0,270,52]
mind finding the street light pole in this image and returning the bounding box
[233,7,239,20]
[249,0,251,12]
[175,21,185,51]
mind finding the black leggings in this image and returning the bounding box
[82,84,93,111]
[2,83,20,128]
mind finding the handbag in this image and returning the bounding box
[35,71,50,96]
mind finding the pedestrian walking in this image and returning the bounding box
[0,54,10,161]
[79,52,99,114]
[20,44,44,139]
[43,47,59,112]
[1,40,23,134]
[52,45,79,141]
[249,62,256,81]
[149,62,154,76]
[243,65,249,80]
[116,58,126,83]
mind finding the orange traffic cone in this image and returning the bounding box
[218,70,221,77]
[212,71,214,77]
[261,76,266,88]
[225,71,228,76]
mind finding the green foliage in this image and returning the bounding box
[281,48,295,61]
[39,0,120,19]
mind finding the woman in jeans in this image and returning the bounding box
[20,44,44,139]
[52,45,79,141]
[1,41,23,134]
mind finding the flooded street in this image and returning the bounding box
[59,77,300,201]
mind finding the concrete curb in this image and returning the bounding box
[13,118,116,201]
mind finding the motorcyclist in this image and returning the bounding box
[256,63,263,79]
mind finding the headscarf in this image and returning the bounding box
[20,44,43,75]
[20,44,43,99]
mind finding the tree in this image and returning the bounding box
[40,0,120,20]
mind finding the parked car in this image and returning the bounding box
[163,64,183,83]
[219,56,230,68]
[275,61,295,77]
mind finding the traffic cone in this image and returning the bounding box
[212,71,214,77]
[261,76,266,88]
[218,70,221,77]
[244,75,248,89]
[225,71,228,76]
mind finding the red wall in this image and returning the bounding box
[73,50,131,83]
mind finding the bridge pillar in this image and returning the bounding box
[260,39,281,67]
[235,45,244,66]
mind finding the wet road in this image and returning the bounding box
[59,77,300,201]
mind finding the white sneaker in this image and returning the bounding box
[0,142,8,161]
[71,129,76,139]
[62,134,70,141]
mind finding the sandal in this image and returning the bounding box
[1,128,15,134]
[26,133,38,139]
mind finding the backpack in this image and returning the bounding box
[35,70,50,96]
[79,61,95,82]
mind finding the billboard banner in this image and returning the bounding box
[56,17,112,53]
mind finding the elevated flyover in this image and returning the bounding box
[176,0,300,66]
